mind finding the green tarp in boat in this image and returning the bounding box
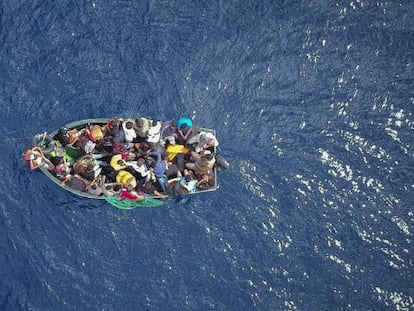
[104,195,164,209]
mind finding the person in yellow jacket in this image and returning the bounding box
[110,154,127,170]
[116,170,137,188]
[166,144,189,161]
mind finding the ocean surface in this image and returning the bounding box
[1,1,413,310]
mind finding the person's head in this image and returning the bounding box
[207,138,216,147]
[117,159,125,166]
[109,120,120,135]
[135,183,143,191]
[91,184,97,190]
[135,119,143,128]
[109,120,117,128]
[105,185,113,190]
[172,182,189,197]
[137,158,145,165]
[126,184,134,192]
[126,121,134,129]
[203,154,214,161]
[113,184,122,191]
[147,142,155,150]
[170,121,176,128]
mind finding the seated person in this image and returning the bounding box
[57,127,80,147]
[150,150,167,179]
[185,153,216,176]
[122,119,137,144]
[137,179,168,198]
[24,147,55,171]
[61,174,90,192]
[85,124,108,153]
[147,120,162,144]
[102,183,123,197]
[104,118,125,144]
[73,155,102,181]
[110,154,127,171]
[126,157,154,183]
[105,119,121,137]
[160,120,177,146]
[134,142,154,157]
[86,183,104,196]
[74,161,102,182]
[112,142,136,161]
[135,118,151,142]
[187,131,219,154]
[116,169,137,189]
[86,124,105,142]
[78,135,97,154]
[161,175,190,198]
[196,170,216,190]
[51,152,69,178]
[176,122,192,145]
[177,170,198,193]
[100,175,123,196]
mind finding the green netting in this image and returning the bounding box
[104,195,164,209]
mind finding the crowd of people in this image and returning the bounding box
[24,117,219,201]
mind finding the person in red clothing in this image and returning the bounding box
[118,185,144,201]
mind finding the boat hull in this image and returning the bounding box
[36,118,219,200]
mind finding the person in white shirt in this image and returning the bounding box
[122,120,137,143]
[126,157,154,182]
[147,120,162,143]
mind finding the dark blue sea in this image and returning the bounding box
[1,1,414,310]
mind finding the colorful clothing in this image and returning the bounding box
[116,170,137,188]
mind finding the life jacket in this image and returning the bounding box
[88,125,104,142]
[110,154,127,170]
[116,170,137,188]
[166,144,189,161]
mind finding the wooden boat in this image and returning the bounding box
[24,118,229,208]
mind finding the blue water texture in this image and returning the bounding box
[1,1,414,310]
